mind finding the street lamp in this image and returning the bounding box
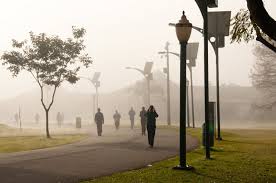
[81,72,101,117]
[193,0,218,159]
[171,11,193,170]
[126,62,153,106]
[208,11,231,141]
[159,43,199,128]
[170,10,231,142]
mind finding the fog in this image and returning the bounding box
[1,0,276,131]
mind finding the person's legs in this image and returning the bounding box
[147,126,154,147]
[97,123,102,136]
[151,127,156,146]
[131,120,134,129]
[141,121,144,135]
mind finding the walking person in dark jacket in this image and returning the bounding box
[128,107,136,130]
[139,107,147,136]
[113,110,121,130]
[94,108,104,136]
[145,105,159,148]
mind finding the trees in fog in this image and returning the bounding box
[1,27,92,138]
[231,0,276,53]
[251,44,276,109]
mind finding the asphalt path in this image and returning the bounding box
[0,126,199,183]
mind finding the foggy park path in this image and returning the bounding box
[0,126,199,183]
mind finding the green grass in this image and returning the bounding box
[83,128,276,183]
[0,124,87,153]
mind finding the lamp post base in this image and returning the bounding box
[216,137,223,141]
[173,165,194,171]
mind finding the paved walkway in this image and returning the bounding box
[0,126,199,183]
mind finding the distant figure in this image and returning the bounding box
[145,105,159,148]
[14,113,19,124]
[56,112,62,127]
[113,110,121,130]
[35,113,40,124]
[128,107,136,129]
[139,107,147,136]
[61,113,64,125]
[95,108,104,136]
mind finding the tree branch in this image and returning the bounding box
[246,0,276,42]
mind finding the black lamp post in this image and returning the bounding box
[171,11,193,170]
[194,0,218,160]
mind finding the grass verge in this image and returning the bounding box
[83,128,276,183]
[0,124,87,153]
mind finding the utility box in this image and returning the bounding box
[202,102,216,147]
[76,117,82,129]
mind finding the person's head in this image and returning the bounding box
[98,108,101,112]
[131,107,133,110]
[115,110,118,113]
[142,106,145,111]
[148,105,155,112]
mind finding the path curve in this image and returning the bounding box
[0,126,199,183]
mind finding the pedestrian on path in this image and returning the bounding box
[139,106,147,136]
[128,107,136,130]
[95,108,104,136]
[145,105,158,148]
[113,110,121,130]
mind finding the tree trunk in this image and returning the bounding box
[246,0,276,41]
[45,110,51,138]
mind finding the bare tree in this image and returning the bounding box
[251,44,276,108]
[1,27,93,138]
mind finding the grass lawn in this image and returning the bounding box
[0,124,87,153]
[83,128,276,183]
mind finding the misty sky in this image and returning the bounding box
[0,0,276,100]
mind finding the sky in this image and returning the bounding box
[0,0,275,100]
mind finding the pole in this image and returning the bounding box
[166,42,171,126]
[93,94,96,121]
[96,87,99,109]
[187,79,190,128]
[203,5,211,159]
[19,106,22,131]
[147,77,150,106]
[180,41,187,167]
[189,65,195,128]
[215,37,222,140]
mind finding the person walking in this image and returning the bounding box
[128,107,136,129]
[145,105,159,148]
[139,106,147,136]
[113,110,121,130]
[94,108,104,136]
[56,112,62,128]
[35,113,40,124]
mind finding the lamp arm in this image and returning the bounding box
[126,67,145,76]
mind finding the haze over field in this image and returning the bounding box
[0,0,276,100]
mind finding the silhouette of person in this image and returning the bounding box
[139,107,147,136]
[95,108,104,136]
[113,110,121,130]
[35,113,40,124]
[56,112,62,127]
[145,105,159,148]
[128,107,136,129]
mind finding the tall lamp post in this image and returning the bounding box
[126,62,153,106]
[81,72,101,117]
[171,11,193,170]
[158,42,199,127]
[187,43,199,128]
[208,11,231,140]
[194,0,218,159]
